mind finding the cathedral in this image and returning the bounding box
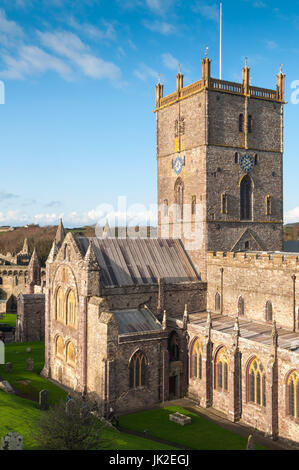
[38,57,299,447]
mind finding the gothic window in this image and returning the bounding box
[215,292,221,312]
[288,371,299,418]
[66,341,76,367]
[248,115,252,133]
[191,195,196,215]
[174,178,184,221]
[66,290,76,327]
[180,117,185,135]
[163,199,169,217]
[240,174,253,220]
[248,357,266,407]
[265,195,272,216]
[265,301,273,322]
[191,339,202,379]
[129,350,147,388]
[215,347,229,392]
[169,332,180,362]
[239,114,244,132]
[56,287,65,323]
[238,296,244,316]
[56,335,64,360]
[174,119,179,138]
[221,193,228,215]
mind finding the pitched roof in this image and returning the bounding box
[75,237,198,287]
[113,308,162,335]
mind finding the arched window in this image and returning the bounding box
[129,350,147,388]
[248,357,266,407]
[66,341,76,367]
[215,292,221,312]
[238,296,244,316]
[175,178,184,221]
[240,174,253,220]
[221,193,228,214]
[66,290,76,327]
[56,336,64,360]
[56,287,64,323]
[0,277,3,285]
[191,339,202,379]
[191,195,196,215]
[288,371,299,418]
[265,301,273,322]
[248,115,252,133]
[163,199,168,217]
[265,195,272,215]
[239,114,244,132]
[215,347,229,392]
[234,152,239,164]
[168,332,180,362]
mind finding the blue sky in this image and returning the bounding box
[0,0,299,227]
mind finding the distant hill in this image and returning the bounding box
[0,225,95,267]
[284,222,299,241]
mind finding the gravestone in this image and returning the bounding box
[26,358,34,371]
[26,347,31,353]
[246,434,255,450]
[66,398,76,416]
[0,380,14,393]
[1,432,23,450]
[39,389,49,410]
[169,412,192,426]
[5,362,12,373]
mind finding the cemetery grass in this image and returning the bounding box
[120,406,268,450]
[0,313,17,327]
[0,341,67,404]
[0,390,175,450]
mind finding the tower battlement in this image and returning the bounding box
[155,58,285,110]
[207,250,299,269]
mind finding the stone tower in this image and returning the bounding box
[156,57,285,279]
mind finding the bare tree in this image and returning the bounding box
[35,395,110,450]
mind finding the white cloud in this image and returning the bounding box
[162,52,179,70]
[0,9,23,37]
[38,30,121,81]
[265,40,277,49]
[143,19,176,35]
[0,45,73,80]
[193,2,219,22]
[134,63,158,81]
[285,207,299,224]
[68,17,116,41]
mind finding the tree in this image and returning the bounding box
[35,395,110,450]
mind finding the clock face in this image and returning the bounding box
[173,156,183,175]
[240,154,254,173]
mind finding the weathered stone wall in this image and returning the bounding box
[207,251,299,330]
[16,293,45,342]
[186,319,299,447]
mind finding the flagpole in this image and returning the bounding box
[220,2,222,80]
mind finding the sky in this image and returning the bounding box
[0,0,299,227]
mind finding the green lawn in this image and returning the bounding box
[0,313,17,328]
[0,341,175,450]
[0,341,66,404]
[120,406,267,450]
[0,390,175,450]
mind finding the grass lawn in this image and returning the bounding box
[0,390,175,450]
[0,341,67,404]
[120,406,268,450]
[0,313,17,328]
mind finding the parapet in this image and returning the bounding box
[207,251,299,270]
